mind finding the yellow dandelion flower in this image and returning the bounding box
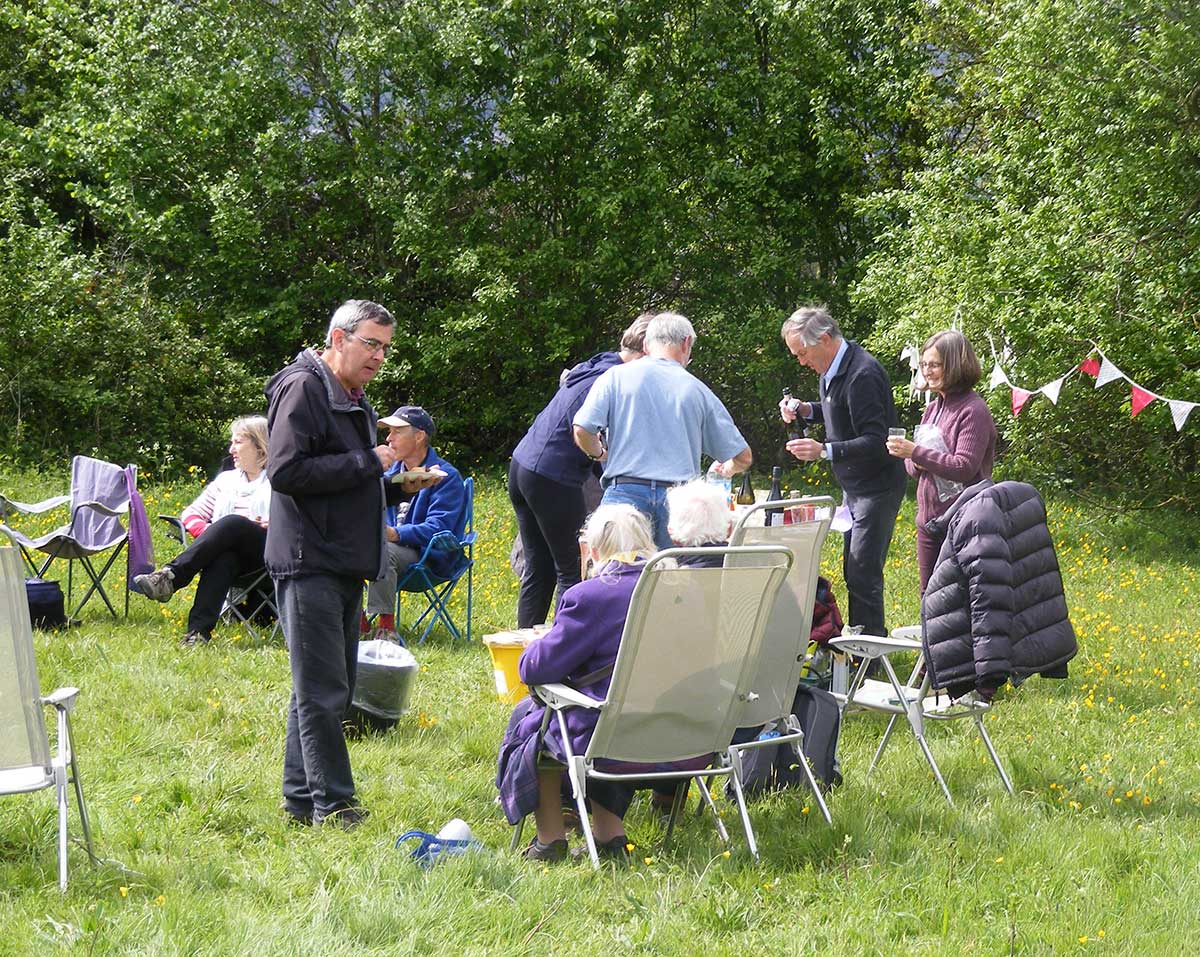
[119,886,129,898]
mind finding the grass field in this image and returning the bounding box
[2,464,1198,956]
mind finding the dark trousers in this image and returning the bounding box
[916,524,945,596]
[168,515,267,634]
[509,460,588,628]
[277,573,363,817]
[842,477,906,637]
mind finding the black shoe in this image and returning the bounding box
[521,837,569,862]
[314,805,370,830]
[280,802,313,827]
[572,835,631,862]
[179,630,211,647]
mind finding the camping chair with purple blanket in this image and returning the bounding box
[0,456,152,620]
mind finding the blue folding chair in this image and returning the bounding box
[395,477,475,643]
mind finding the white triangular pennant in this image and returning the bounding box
[1039,376,1066,405]
[1168,400,1197,431]
[988,362,1009,389]
[900,344,917,367]
[1095,355,1124,388]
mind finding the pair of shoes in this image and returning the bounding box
[279,802,313,827]
[521,837,569,862]
[133,567,176,602]
[179,630,211,647]
[572,834,631,862]
[363,626,403,645]
[313,805,370,830]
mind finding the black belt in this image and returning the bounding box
[603,475,675,489]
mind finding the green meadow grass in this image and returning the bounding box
[2,465,1199,955]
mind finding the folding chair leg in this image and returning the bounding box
[510,817,525,852]
[56,765,69,892]
[694,776,730,843]
[568,755,599,869]
[662,781,688,850]
[915,733,954,804]
[65,715,97,866]
[975,715,1014,794]
[726,753,759,861]
[868,714,902,774]
[788,739,832,824]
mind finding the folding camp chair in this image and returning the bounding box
[157,516,280,642]
[829,625,1013,804]
[0,456,139,619]
[522,545,792,868]
[395,476,475,643]
[0,547,97,891]
[727,495,837,823]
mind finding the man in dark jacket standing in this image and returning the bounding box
[265,299,435,829]
[780,305,907,637]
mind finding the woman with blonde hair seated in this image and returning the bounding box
[134,416,272,646]
[496,503,684,862]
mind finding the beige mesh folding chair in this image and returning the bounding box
[0,547,97,891]
[728,495,837,823]
[830,625,1013,804]
[528,545,792,868]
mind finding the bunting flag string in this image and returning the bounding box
[900,341,1199,431]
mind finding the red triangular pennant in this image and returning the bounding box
[1131,384,1155,417]
[1012,387,1034,416]
[1078,357,1101,376]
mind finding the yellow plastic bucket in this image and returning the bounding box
[483,628,545,704]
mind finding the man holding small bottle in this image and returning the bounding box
[778,305,906,637]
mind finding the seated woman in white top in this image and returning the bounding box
[134,416,272,647]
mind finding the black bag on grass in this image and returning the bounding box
[25,578,67,630]
[734,684,843,797]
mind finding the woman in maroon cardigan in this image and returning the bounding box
[887,330,998,594]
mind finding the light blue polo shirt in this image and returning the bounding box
[574,357,747,482]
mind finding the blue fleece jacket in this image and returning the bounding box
[384,447,467,576]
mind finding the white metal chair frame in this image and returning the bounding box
[830,626,1014,804]
[525,545,793,868]
[727,495,838,824]
[1,547,97,891]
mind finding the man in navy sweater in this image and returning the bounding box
[779,305,906,637]
[363,405,467,642]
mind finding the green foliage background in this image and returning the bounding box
[2,0,1198,502]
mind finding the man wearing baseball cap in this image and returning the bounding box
[363,405,467,641]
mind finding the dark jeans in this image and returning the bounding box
[168,515,267,634]
[509,460,588,628]
[277,573,363,817]
[842,477,906,637]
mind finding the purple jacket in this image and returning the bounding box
[513,562,642,762]
[906,389,997,528]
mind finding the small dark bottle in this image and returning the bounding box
[735,471,755,506]
[781,388,805,441]
[765,466,784,526]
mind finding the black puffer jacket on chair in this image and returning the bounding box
[921,480,1077,697]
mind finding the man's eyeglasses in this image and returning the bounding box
[346,332,390,355]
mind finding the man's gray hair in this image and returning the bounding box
[325,299,396,347]
[781,305,841,346]
[644,311,696,348]
[667,480,731,547]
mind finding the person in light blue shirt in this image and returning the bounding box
[573,312,751,549]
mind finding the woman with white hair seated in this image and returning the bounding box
[133,416,272,647]
[666,479,732,567]
[496,504,704,862]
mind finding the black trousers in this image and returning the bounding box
[842,476,907,638]
[168,514,267,633]
[508,460,588,628]
[277,573,363,817]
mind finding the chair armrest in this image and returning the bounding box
[829,634,921,658]
[71,499,129,519]
[42,687,80,712]
[158,514,186,544]
[0,492,70,519]
[889,625,922,642]
[532,683,603,711]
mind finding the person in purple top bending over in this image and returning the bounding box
[886,330,998,594]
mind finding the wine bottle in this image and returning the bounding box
[735,471,755,506]
[765,467,784,526]
[781,388,805,441]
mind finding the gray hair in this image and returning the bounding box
[644,312,696,349]
[781,305,841,347]
[230,415,269,472]
[325,299,396,347]
[583,504,656,574]
[667,480,731,547]
[620,312,655,355]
